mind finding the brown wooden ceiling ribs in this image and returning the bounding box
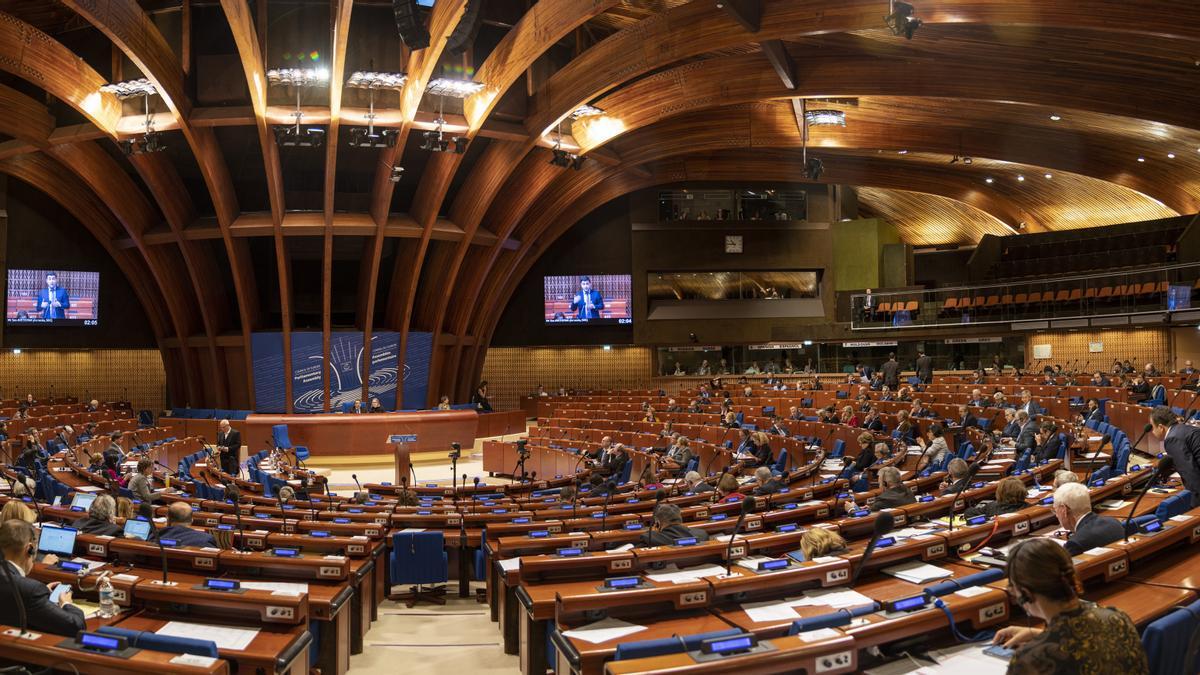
[64,0,257,406]
[221,0,292,410]
[323,0,354,412]
[392,0,618,405]
[0,82,54,147]
[358,0,465,408]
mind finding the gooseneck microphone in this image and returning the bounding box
[850,511,895,586]
[1084,433,1112,477]
[1123,456,1174,542]
[600,481,616,533]
[724,497,757,576]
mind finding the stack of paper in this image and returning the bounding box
[1096,500,1130,511]
[644,563,728,584]
[561,617,647,644]
[157,621,259,651]
[240,581,309,595]
[882,561,953,584]
[791,587,875,609]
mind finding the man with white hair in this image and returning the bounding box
[1054,482,1124,555]
[684,471,713,493]
[71,494,122,536]
[751,466,783,495]
[846,466,914,512]
[216,419,241,476]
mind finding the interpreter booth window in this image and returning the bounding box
[648,271,819,301]
[658,189,807,222]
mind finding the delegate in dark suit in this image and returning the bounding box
[1034,433,1063,463]
[958,413,979,429]
[71,516,122,537]
[1164,423,1200,507]
[154,524,217,548]
[569,289,605,320]
[1064,512,1126,555]
[36,286,70,320]
[871,485,916,511]
[639,523,710,547]
[598,449,628,477]
[915,354,932,383]
[0,564,86,636]
[881,359,900,388]
[1015,422,1038,453]
[753,477,785,495]
[216,426,241,475]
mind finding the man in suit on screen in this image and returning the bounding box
[37,272,70,320]
[569,276,605,320]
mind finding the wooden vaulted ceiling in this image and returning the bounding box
[0,0,1197,409]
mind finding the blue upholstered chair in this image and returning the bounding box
[389,531,448,607]
[272,423,310,463]
[1141,598,1200,675]
[613,629,744,661]
[96,626,218,658]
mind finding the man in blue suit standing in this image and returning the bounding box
[569,276,604,320]
[37,272,70,319]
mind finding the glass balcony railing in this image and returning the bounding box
[850,263,1200,330]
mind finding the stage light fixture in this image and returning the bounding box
[389,165,404,183]
[274,125,326,148]
[346,71,407,90]
[104,79,166,155]
[266,67,329,87]
[347,126,398,148]
[804,109,846,127]
[805,157,824,180]
[425,77,485,98]
[268,65,330,149]
[570,104,606,119]
[100,78,157,100]
[885,1,922,39]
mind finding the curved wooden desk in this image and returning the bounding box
[244,410,479,458]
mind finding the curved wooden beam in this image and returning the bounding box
[358,0,466,409]
[48,142,204,405]
[220,0,292,410]
[0,82,54,147]
[394,0,618,405]
[322,0,354,412]
[58,0,258,406]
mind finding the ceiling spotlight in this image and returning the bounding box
[346,127,398,148]
[1167,152,1176,159]
[266,67,329,87]
[897,149,908,155]
[389,165,404,183]
[804,109,846,127]
[549,147,586,170]
[884,1,922,39]
[805,157,824,180]
[570,104,605,119]
[1044,173,1053,179]
[984,177,994,184]
[1137,157,1146,162]
[425,77,485,98]
[1049,114,1061,121]
[99,78,157,100]
[1016,174,1025,182]
[963,156,972,164]
[346,71,407,90]
[274,125,325,148]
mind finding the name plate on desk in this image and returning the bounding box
[390,434,418,443]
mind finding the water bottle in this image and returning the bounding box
[98,575,115,618]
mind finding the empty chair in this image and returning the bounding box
[1141,598,1200,675]
[389,531,448,607]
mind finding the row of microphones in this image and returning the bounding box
[1124,455,1174,542]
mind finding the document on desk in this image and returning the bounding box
[644,563,728,584]
[911,644,1009,674]
[157,621,259,651]
[741,598,800,623]
[882,561,953,584]
[240,581,309,595]
[791,587,875,609]
[498,558,522,572]
[561,617,647,645]
[1096,500,1130,511]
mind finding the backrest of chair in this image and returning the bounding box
[831,439,846,458]
[271,424,292,449]
[1142,598,1200,675]
[1154,491,1194,522]
[391,531,447,585]
[773,449,789,473]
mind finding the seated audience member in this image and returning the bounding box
[749,431,773,467]
[154,502,217,548]
[796,527,848,562]
[368,397,385,413]
[71,494,123,537]
[861,406,885,432]
[896,386,913,402]
[846,432,878,475]
[733,428,755,457]
[1000,408,1020,438]
[846,466,914,512]
[818,406,838,425]
[1090,371,1111,387]
[115,497,134,520]
[684,471,713,493]
[1014,410,1038,453]
[788,405,803,421]
[642,406,657,423]
[437,395,451,410]
[1054,482,1125,555]
[767,417,790,436]
[723,411,740,428]
[663,437,693,474]
[716,474,747,503]
[637,465,664,490]
[1019,389,1045,417]
[127,458,157,505]
[963,476,1027,519]
[910,399,935,418]
[1128,375,1153,404]
[967,388,987,407]
[1033,420,1063,463]
[915,423,950,471]
[893,409,915,442]
[992,391,1010,409]
[597,443,629,477]
[751,466,783,495]
[0,520,86,637]
[351,400,364,414]
[839,405,860,427]
[86,453,105,474]
[1,500,36,525]
[956,404,979,429]
[1084,398,1104,424]
[940,458,971,494]
[639,503,709,547]
[879,385,895,401]
[992,537,1148,674]
[687,399,704,413]
[665,398,682,413]
[1053,469,1082,489]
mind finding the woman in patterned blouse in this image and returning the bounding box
[993,537,1148,674]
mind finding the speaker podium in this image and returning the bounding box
[391,433,418,485]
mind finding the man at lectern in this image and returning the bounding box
[37,272,70,320]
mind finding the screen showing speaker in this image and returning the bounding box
[6,269,100,326]
[544,274,632,325]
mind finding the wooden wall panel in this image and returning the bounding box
[480,346,652,411]
[0,349,165,412]
[1025,328,1169,372]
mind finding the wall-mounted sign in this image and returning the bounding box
[1088,342,1104,353]
[842,341,898,348]
[943,337,1003,344]
[1032,344,1052,360]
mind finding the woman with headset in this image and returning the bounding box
[993,537,1147,673]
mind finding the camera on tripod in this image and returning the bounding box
[516,439,530,458]
[448,442,462,461]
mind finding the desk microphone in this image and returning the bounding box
[600,481,616,533]
[945,462,981,534]
[1123,456,1174,542]
[850,511,895,586]
[352,473,367,502]
[472,476,480,514]
[724,497,756,576]
[276,493,291,534]
[227,486,246,552]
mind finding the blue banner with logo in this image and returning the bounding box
[402,331,433,409]
[251,332,286,413]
